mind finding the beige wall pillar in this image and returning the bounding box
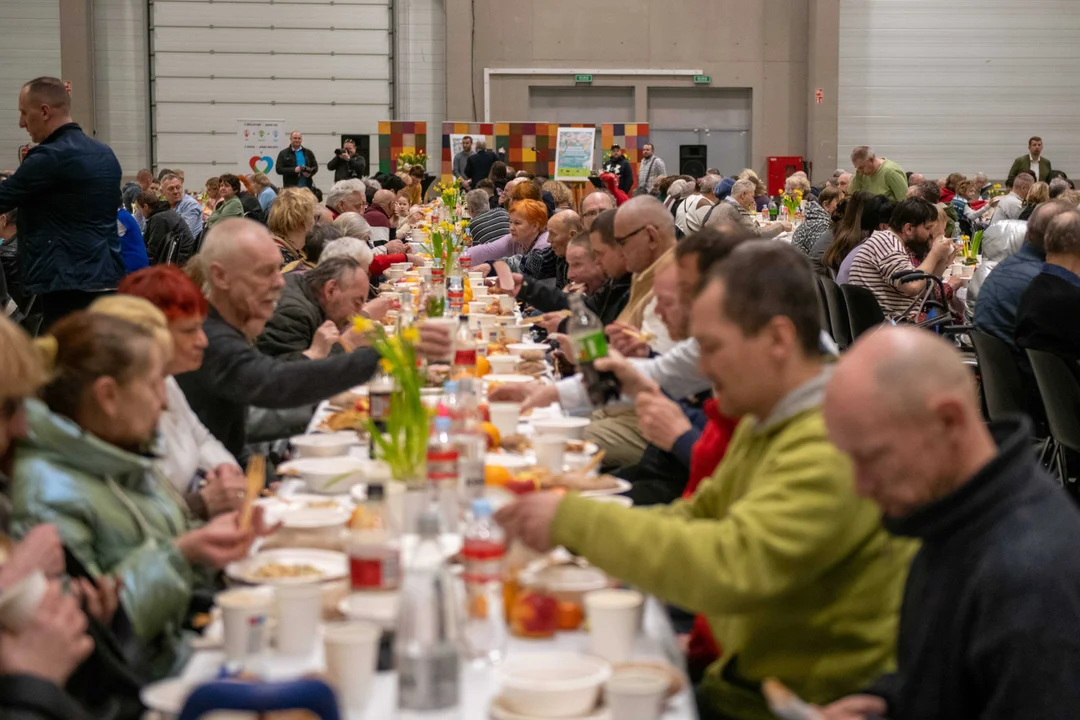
[58,0,95,134]
[807,0,840,181]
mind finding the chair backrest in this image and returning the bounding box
[1026,349,1080,454]
[814,276,831,339]
[840,284,886,342]
[971,331,1028,422]
[178,678,341,720]
[817,276,853,350]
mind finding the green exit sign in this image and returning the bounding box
[575,74,593,83]
[694,75,711,84]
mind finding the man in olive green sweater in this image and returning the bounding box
[497,242,915,720]
[849,145,908,202]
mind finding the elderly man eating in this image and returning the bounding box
[497,243,913,720]
[176,219,451,458]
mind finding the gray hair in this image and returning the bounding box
[332,212,371,242]
[731,179,756,197]
[320,237,373,273]
[667,179,695,200]
[850,146,873,163]
[363,178,382,193]
[306,255,364,294]
[1050,178,1070,198]
[326,179,367,210]
[568,232,595,258]
[465,189,490,218]
[973,173,988,185]
[475,137,488,151]
[700,174,723,195]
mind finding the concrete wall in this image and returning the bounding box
[445,0,840,179]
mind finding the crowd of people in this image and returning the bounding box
[2,74,1080,720]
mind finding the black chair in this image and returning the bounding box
[814,277,831,341]
[971,332,1028,423]
[817,276,853,351]
[840,284,886,342]
[1026,349,1080,485]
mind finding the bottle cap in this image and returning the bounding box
[434,416,452,432]
[367,483,384,501]
[417,508,441,537]
[471,497,493,518]
[459,314,469,321]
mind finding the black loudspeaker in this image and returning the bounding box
[679,145,707,177]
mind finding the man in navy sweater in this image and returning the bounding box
[0,77,124,330]
[1015,209,1080,360]
[823,326,1080,720]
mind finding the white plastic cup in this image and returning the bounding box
[323,621,381,712]
[274,585,322,656]
[218,588,272,663]
[604,668,670,720]
[468,272,484,280]
[488,402,522,438]
[534,436,565,473]
[584,589,644,663]
[469,301,490,315]
[472,285,490,297]
[0,570,46,632]
[498,295,516,313]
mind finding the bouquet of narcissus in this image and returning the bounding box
[422,221,467,268]
[396,151,427,171]
[351,318,426,483]
[780,189,803,217]
[962,231,983,265]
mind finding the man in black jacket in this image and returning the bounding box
[1015,209,1080,359]
[0,77,124,329]
[603,144,634,195]
[257,256,369,360]
[276,130,318,189]
[464,138,498,188]
[328,139,366,182]
[823,326,1080,720]
[134,191,196,267]
[176,219,450,458]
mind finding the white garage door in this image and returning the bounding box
[150,0,391,189]
[0,0,60,162]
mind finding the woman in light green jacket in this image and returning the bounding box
[204,173,245,230]
[11,311,264,679]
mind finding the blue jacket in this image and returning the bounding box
[973,241,1045,349]
[0,123,124,294]
[117,209,149,273]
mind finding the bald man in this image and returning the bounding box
[579,190,616,231]
[609,195,677,353]
[822,327,1080,720]
[363,189,396,245]
[177,219,451,457]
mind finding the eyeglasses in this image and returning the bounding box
[613,224,653,245]
[582,209,603,218]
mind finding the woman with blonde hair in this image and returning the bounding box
[738,168,769,211]
[251,172,278,213]
[268,187,317,269]
[1020,181,1050,221]
[542,180,574,210]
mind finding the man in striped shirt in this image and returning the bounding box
[848,198,956,319]
[465,188,509,246]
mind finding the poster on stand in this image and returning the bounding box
[554,126,596,181]
[238,119,286,175]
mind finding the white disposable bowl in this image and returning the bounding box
[468,301,491,315]
[487,355,521,374]
[501,324,527,342]
[506,342,543,357]
[531,417,591,440]
[290,432,358,458]
[281,456,369,494]
[496,652,612,718]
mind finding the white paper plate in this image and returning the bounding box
[226,548,348,586]
[579,478,632,498]
[485,374,537,384]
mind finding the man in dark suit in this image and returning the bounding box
[1007,136,1052,186]
[276,130,318,189]
[464,137,498,188]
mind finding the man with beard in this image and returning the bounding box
[847,198,955,320]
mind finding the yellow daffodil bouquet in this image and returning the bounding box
[396,151,427,172]
[780,189,803,218]
[961,231,983,265]
[421,220,469,268]
[989,182,1006,198]
[351,317,427,483]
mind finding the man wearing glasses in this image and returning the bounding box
[579,191,616,231]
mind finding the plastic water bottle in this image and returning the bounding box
[452,378,486,505]
[397,508,461,717]
[461,498,507,665]
[427,416,459,533]
[452,315,476,378]
[347,482,401,591]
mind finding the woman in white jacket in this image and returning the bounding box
[93,266,245,519]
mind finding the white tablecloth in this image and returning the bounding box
[175,597,698,719]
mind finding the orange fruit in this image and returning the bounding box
[556,600,585,631]
[475,356,491,377]
[485,464,511,487]
[464,282,474,304]
[481,421,501,449]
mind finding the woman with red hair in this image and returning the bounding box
[117,265,245,519]
[463,198,550,273]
